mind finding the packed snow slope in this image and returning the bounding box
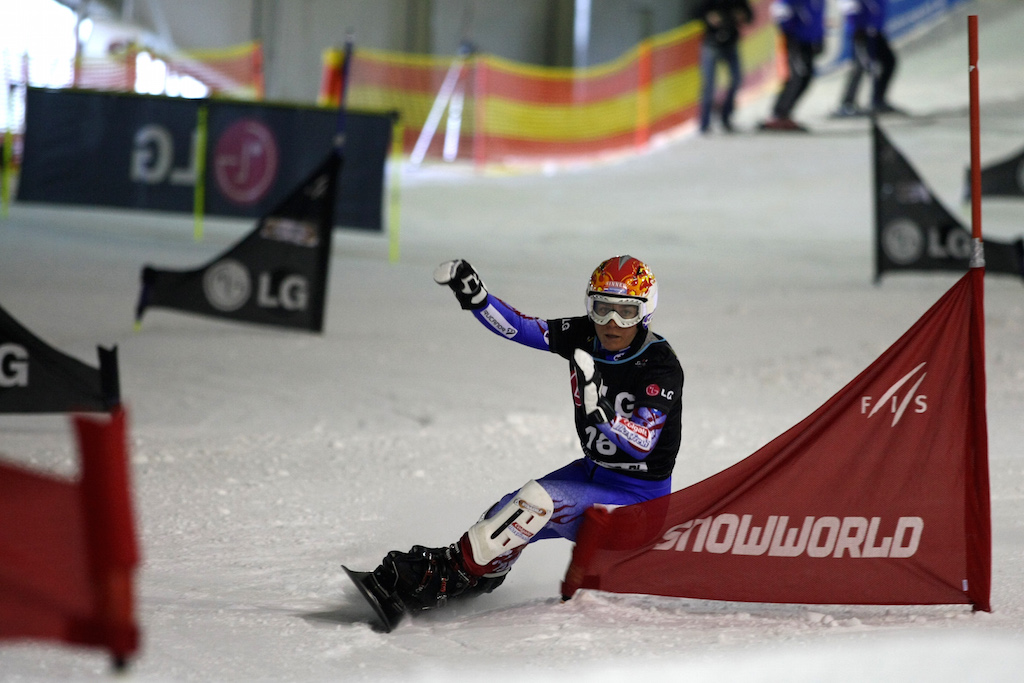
[1,1,1023,680]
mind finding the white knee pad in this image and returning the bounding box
[466,480,554,566]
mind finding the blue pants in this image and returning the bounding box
[840,30,896,108]
[485,458,671,543]
[699,41,743,132]
[772,34,818,119]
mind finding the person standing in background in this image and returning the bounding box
[697,0,754,134]
[832,0,902,118]
[759,0,826,132]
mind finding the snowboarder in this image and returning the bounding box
[346,256,684,630]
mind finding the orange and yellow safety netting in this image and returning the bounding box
[346,4,777,164]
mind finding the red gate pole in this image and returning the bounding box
[968,15,982,242]
[965,14,992,613]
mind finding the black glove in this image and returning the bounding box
[573,349,615,424]
[433,259,488,310]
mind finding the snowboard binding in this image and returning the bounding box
[344,542,507,632]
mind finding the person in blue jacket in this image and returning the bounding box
[356,256,684,623]
[832,0,901,117]
[760,0,826,132]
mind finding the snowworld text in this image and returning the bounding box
[653,515,924,559]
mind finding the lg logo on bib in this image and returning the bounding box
[646,383,674,401]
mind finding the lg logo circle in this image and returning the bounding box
[203,260,251,312]
[213,119,279,205]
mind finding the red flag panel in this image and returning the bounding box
[563,270,991,611]
[0,408,141,664]
[0,463,92,637]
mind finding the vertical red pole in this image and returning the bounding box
[635,41,652,149]
[253,42,265,100]
[318,47,344,106]
[126,44,138,92]
[76,407,141,667]
[560,505,611,600]
[967,16,982,241]
[965,14,991,613]
[73,37,82,88]
[472,55,488,170]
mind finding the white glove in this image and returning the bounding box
[573,349,614,424]
[434,259,487,310]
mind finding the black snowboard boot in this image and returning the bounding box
[376,542,505,611]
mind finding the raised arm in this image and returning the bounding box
[434,259,550,351]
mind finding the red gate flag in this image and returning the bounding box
[562,268,991,611]
[0,408,141,668]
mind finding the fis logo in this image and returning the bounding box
[861,362,927,426]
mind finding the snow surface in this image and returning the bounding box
[2,1,1024,680]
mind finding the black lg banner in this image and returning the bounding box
[970,144,1024,198]
[135,152,340,332]
[0,302,120,414]
[17,88,393,232]
[873,122,1024,282]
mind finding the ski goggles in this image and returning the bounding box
[586,293,645,327]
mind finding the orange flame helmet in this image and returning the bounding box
[585,255,658,329]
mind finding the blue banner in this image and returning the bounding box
[887,0,971,41]
[18,89,394,232]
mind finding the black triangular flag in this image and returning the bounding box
[964,144,1024,198]
[135,151,340,332]
[0,303,120,413]
[873,121,1024,282]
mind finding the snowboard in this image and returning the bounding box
[342,565,406,633]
